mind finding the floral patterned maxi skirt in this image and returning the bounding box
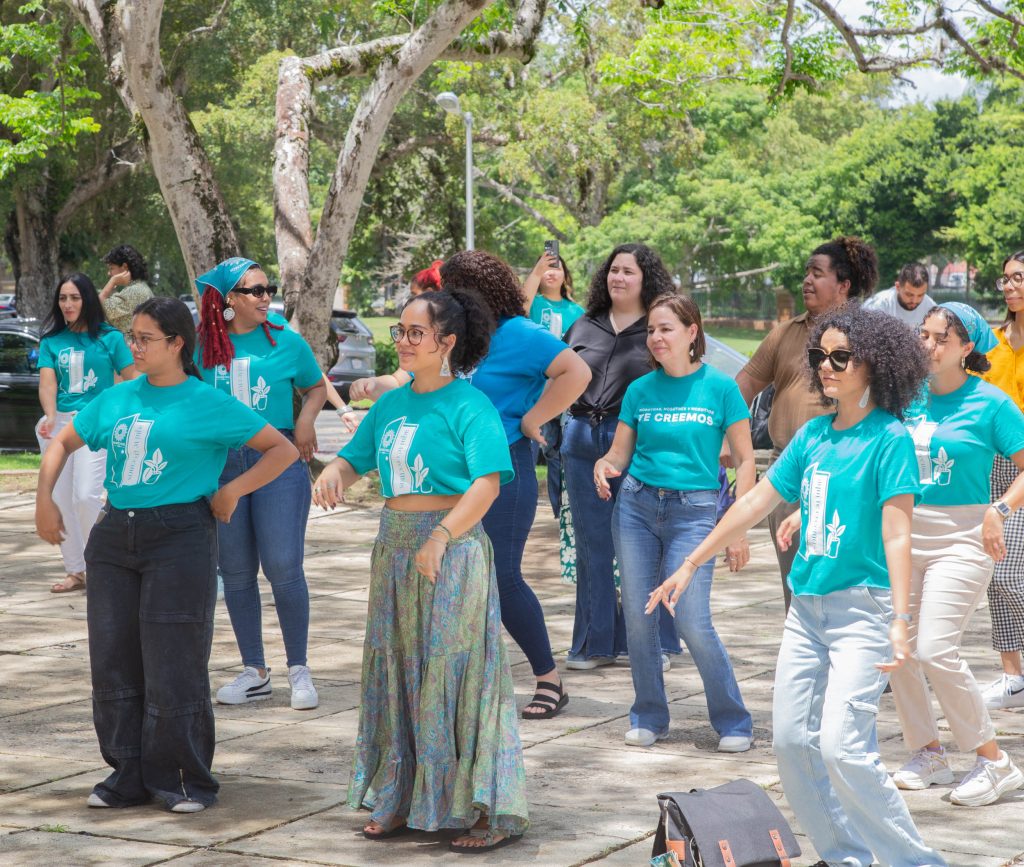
[346,507,529,835]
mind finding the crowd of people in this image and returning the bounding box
[29,236,1024,862]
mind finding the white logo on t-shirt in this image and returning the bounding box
[379,416,432,494]
[909,416,952,486]
[58,348,96,394]
[801,462,844,558]
[110,413,165,487]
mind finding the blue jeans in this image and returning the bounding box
[613,475,751,737]
[218,441,311,669]
[481,436,555,676]
[563,416,678,661]
[774,588,947,867]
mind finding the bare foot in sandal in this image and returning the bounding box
[521,668,569,719]
[361,819,410,840]
[450,815,522,853]
[51,572,85,594]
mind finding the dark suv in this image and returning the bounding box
[0,318,42,449]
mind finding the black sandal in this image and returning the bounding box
[521,680,568,720]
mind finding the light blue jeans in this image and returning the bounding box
[774,587,947,867]
[613,476,752,738]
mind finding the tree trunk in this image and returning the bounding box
[8,184,60,320]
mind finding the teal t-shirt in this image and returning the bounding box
[464,316,567,444]
[619,366,749,491]
[197,326,322,430]
[73,376,266,509]
[340,379,514,497]
[767,409,921,596]
[38,326,133,412]
[907,377,1024,507]
[529,295,584,339]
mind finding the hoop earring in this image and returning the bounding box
[858,386,871,409]
[440,353,452,378]
[223,306,235,322]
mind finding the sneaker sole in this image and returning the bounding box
[893,769,954,790]
[290,695,319,710]
[565,658,616,670]
[215,689,272,705]
[951,766,1024,807]
[624,731,667,747]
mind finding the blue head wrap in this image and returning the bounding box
[937,302,997,355]
[195,257,259,298]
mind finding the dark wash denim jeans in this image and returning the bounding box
[84,499,219,808]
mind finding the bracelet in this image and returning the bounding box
[433,524,453,541]
[685,556,699,570]
[336,405,355,417]
[893,612,913,624]
[429,531,450,547]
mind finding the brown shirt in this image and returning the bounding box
[742,312,829,449]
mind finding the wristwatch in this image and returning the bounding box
[992,500,1013,519]
[893,613,913,625]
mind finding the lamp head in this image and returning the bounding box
[435,91,462,115]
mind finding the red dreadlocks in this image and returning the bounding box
[197,287,283,369]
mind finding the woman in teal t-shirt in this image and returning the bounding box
[884,303,1024,806]
[35,298,297,814]
[313,290,527,853]
[195,258,326,712]
[36,272,135,593]
[522,249,584,339]
[647,306,946,867]
[594,293,755,751]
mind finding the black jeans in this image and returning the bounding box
[84,499,219,808]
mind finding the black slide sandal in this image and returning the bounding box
[521,680,569,719]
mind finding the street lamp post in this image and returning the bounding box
[435,91,474,250]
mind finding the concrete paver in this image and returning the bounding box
[1,486,1022,866]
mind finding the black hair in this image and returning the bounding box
[411,289,495,375]
[897,262,929,288]
[807,304,928,420]
[923,307,992,374]
[42,273,108,340]
[1000,250,1024,327]
[810,236,878,298]
[102,244,149,282]
[440,250,526,319]
[132,297,202,379]
[585,243,676,316]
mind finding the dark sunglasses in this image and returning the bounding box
[233,284,278,299]
[807,347,853,372]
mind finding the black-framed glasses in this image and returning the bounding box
[808,347,853,372]
[996,273,1024,292]
[233,284,278,299]
[389,325,436,345]
[127,333,175,350]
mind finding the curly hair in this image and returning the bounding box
[102,245,149,282]
[923,307,992,374]
[412,289,495,375]
[585,243,676,316]
[811,237,878,298]
[440,250,525,319]
[807,304,928,420]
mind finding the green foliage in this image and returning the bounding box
[374,338,399,376]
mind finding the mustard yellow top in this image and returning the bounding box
[982,326,1024,410]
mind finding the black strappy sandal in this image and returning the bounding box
[521,680,569,720]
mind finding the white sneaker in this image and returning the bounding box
[982,673,1024,710]
[565,655,616,670]
[170,799,206,813]
[717,735,752,753]
[950,752,1024,806]
[661,653,671,673]
[86,793,112,808]
[893,747,954,790]
[216,666,272,705]
[625,728,667,747]
[288,664,319,710]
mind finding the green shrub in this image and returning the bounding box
[375,340,398,377]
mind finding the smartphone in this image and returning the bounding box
[544,239,559,263]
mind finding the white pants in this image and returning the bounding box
[36,412,107,574]
[889,505,997,753]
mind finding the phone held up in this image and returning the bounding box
[544,239,559,263]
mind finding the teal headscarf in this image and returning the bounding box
[195,257,259,298]
[938,302,997,354]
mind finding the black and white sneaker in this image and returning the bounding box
[216,666,272,704]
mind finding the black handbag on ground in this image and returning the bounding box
[651,778,801,867]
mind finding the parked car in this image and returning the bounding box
[326,309,376,387]
[702,333,749,379]
[0,293,17,319]
[0,318,42,449]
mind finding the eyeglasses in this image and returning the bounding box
[233,284,278,299]
[807,347,853,372]
[128,333,175,350]
[389,325,436,345]
[996,273,1024,292]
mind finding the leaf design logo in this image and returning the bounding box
[251,376,270,409]
[83,369,98,390]
[826,511,845,539]
[141,447,167,484]
[933,446,954,485]
[412,452,430,489]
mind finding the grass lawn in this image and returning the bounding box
[0,452,40,470]
[362,315,398,346]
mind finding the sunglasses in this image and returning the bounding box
[807,347,853,372]
[233,284,278,299]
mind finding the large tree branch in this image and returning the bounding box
[55,138,144,232]
[474,170,567,241]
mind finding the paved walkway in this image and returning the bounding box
[1,485,1023,866]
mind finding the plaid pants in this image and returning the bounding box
[989,455,1024,652]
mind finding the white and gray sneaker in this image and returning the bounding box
[216,666,272,705]
[981,673,1024,710]
[288,664,319,710]
[950,752,1024,806]
[893,747,954,790]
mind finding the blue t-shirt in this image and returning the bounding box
[340,379,514,497]
[197,326,322,430]
[464,316,567,444]
[39,326,133,412]
[73,376,266,509]
[529,296,585,339]
[619,366,749,491]
[907,377,1024,507]
[767,409,921,595]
